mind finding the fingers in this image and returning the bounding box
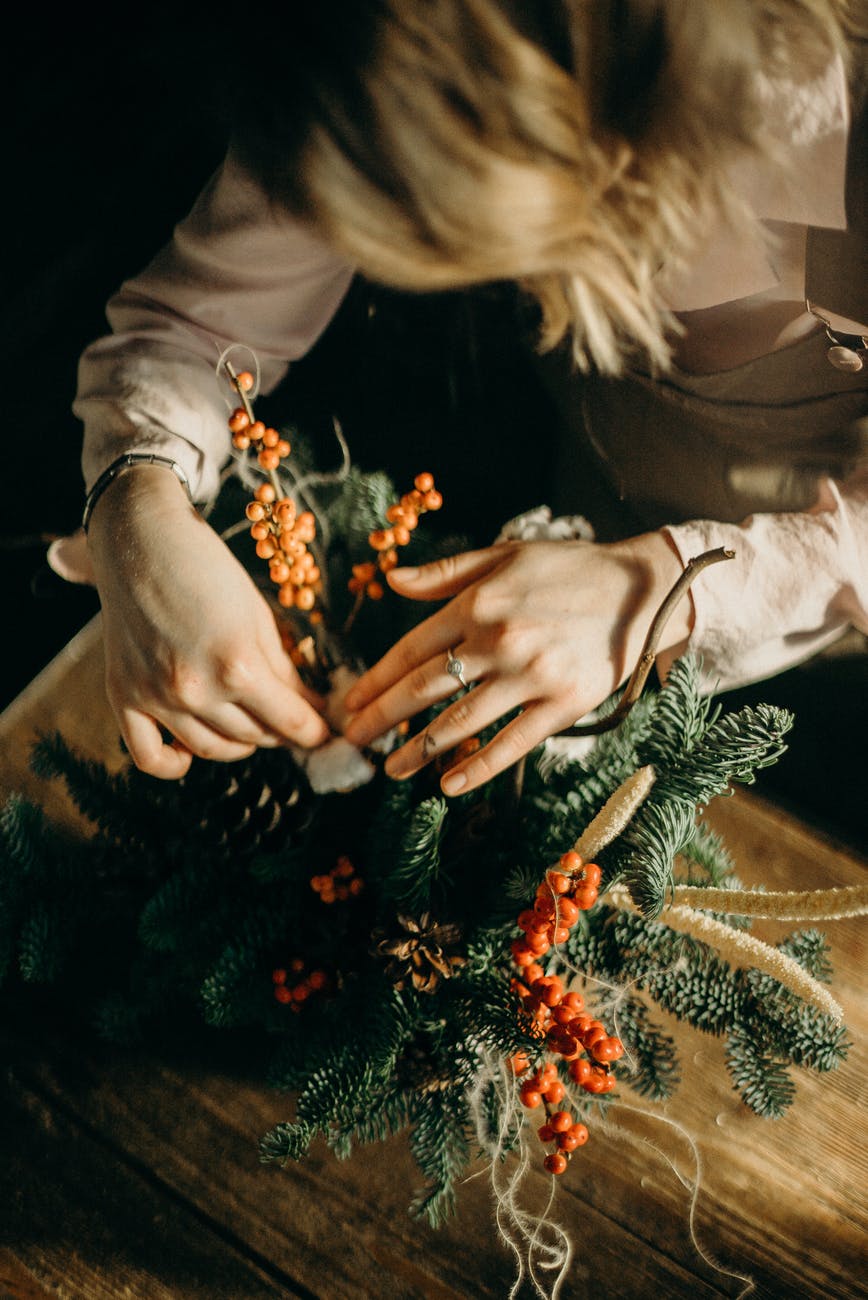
[344,545,517,723]
[382,677,514,779]
[390,694,573,798]
[113,646,331,779]
[342,599,470,722]
[386,546,507,601]
[437,703,571,796]
[121,710,198,780]
[240,679,331,750]
[343,642,475,749]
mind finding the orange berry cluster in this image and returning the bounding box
[510,852,602,967]
[245,484,320,612]
[272,957,330,1010]
[225,369,321,614]
[511,1056,590,1175]
[508,852,624,1175]
[348,472,442,602]
[228,370,292,472]
[310,854,364,904]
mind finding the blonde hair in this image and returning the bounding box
[237,0,852,375]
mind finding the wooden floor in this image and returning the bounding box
[1,619,866,1299]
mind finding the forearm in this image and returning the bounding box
[75,144,355,504]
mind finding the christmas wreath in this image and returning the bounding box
[2,355,865,1292]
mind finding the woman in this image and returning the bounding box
[74,0,867,795]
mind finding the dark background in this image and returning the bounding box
[2,28,865,854]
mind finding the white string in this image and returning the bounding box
[519,933,760,1296]
[214,342,261,407]
[466,1050,576,1300]
[596,1101,756,1298]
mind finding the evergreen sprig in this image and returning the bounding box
[0,456,851,1224]
[380,795,449,912]
[612,660,795,918]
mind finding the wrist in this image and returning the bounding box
[615,530,694,658]
[83,454,194,535]
[648,529,695,651]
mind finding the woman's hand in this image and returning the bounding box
[342,532,691,796]
[87,466,331,778]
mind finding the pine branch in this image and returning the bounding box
[18,903,67,983]
[639,655,719,768]
[442,968,536,1063]
[620,799,698,918]
[199,901,296,1028]
[678,821,736,886]
[604,993,681,1101]
[726,1023,796,1118]
[408,1086,471,1227]
[259,1119,315,1165]
[653,703,794,811]
[29,732,168,849]
[778,929,833,982]
[0,794,52,880]
[380,796,449,912]
[616,700,794,918]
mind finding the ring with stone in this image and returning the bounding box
[445,648,469,690]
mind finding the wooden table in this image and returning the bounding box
[1,617,866,1299]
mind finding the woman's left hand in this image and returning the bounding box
[342,531,691,796]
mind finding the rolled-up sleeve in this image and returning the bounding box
[75,145,355,503]
[662,470,868,691]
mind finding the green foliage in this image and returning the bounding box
[259,1120,314,1165]
[380,796,448,912]
[603,994,681,1101]
[610,658,795,917]
[726,1023,796,1118]
[678,821,737,886]
[0,456,849,1222]
[409,1086,471,1227]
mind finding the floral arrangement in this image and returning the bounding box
[2,351,866,1292]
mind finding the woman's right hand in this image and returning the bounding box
[86,465,331,779]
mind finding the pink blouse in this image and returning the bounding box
[72,54,867,695]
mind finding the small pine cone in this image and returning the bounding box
[371,913,466,994]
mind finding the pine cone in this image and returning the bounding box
[371,913,466,994]
[178,751,314,857]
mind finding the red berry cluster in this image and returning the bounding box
[272,957,330,1010]
[348,472,442,603]
[228,370,292,472]
[310,854,364,904]
[510,852,601,968]
[513,1058,590,1176]
[225,367,322,615]
[508,852,624,1175]
[246,484,320,612]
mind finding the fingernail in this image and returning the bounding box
[393,566,419,581]
[441,771,467,796]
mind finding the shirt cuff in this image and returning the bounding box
[660,496,861,692]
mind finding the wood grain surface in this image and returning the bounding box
[1,618,866,1299]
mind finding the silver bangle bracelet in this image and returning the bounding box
[82,453,194,532]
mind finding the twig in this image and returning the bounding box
[561,546,734,737]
